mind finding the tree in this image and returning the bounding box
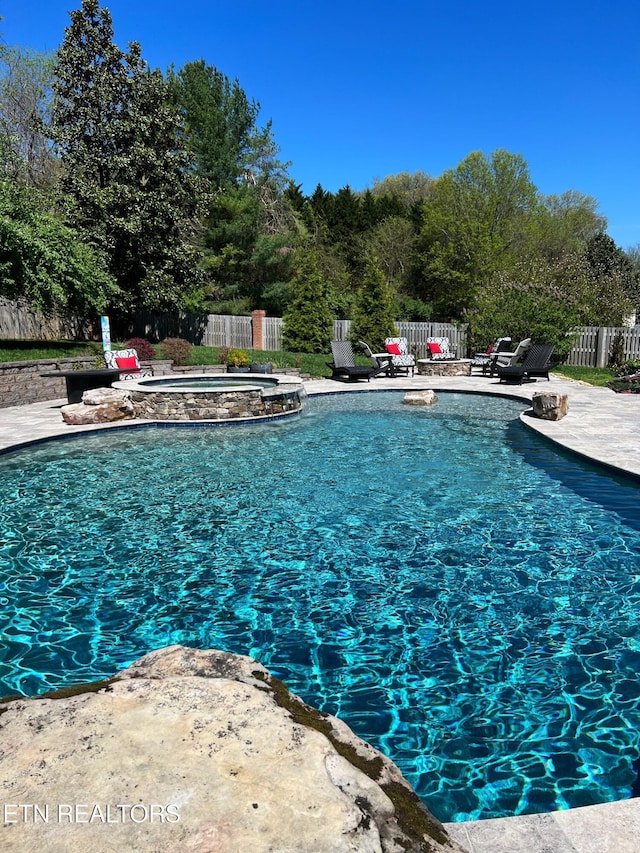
[465,251,633,359]
[534,190,607,260]
[168,59,260,189]
[0,45,57,190]
[367,170,434,208]
[419,149,540,318]
[0,143,117,314]
[361,216,417,291]
[281,247,334,353]
[49,0,205,313]
[349,256,398,350]
[585,233,638,318]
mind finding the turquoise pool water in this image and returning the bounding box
[138,375,279,389]
[2,391,640,822]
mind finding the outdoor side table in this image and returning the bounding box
[40,369,121,404]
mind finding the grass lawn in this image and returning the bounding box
[0,340,100,362]
[551,365,616,387]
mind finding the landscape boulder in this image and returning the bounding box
[61,387,134,424]
[0,645,466,853]
[531,391,569,421]
[403,389,438,406]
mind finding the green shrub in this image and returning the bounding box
[226,348,250,367]
[615,358,640,377]
[159,337,192,365]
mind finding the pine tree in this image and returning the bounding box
[349,257,398,350]
[49,0,205,312]
[282,248,334,353]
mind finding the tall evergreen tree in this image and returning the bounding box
[167,59,259,189]
[281,247,334,353]
[49,0,204,312]
[349,257,397,350]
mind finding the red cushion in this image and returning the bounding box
[385,343,402,355]
[115,356,139,370]
[486,345,495,354]
[428,342,442,354]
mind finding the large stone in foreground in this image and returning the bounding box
[61,388,134,424]
[0,646,466,853]
[531,391,569,421]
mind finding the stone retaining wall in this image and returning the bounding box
[0,359,303,409]
[129,387,303,421]
[0,357,98,408]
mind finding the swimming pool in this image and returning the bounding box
[2,391,640,822]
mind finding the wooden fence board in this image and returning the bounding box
[5,298,640,367]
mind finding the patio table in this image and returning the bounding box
[40,369,121,404]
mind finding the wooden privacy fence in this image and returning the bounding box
[0,298,91,340]
[564,326,640,367]
[3,298,640,365]
[331,320,468,356]
[121,312,468,355]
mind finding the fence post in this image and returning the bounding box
[595,327,608,368]
[251,310,266,351]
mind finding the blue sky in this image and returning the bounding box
[2,0,639,248]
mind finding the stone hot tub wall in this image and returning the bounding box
[128,386,303,421]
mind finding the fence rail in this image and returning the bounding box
[2,299,640,366]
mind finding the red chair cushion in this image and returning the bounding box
[115,356,139,370]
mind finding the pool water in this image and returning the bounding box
[138,376,279,389]
[2,391,640,822]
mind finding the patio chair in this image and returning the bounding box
[358,341,392,376]
[487,338,531,376]
[103,348,153,380]
[496,344,555,384]
[384,337,415,376]
[328,341,380,382]
[472,337,512,373]
[425,337,456,360]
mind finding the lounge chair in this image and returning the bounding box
[359,341,392,376]
[103,348,153,380]
[487,338,531,376]
[328,341,380,382]
[425,337,456,360]
[472,337,512,373]
[496,344,555,384]
[384,337,415,376]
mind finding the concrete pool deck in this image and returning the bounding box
[1,371,639,852]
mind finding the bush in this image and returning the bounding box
[615,358,640,377]
[159,337,192,365]
[608,332,625,369]
[226,348,250,367]
[124,337,155,361]
[218,345,230,364]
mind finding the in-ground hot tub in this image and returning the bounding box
[112,373,306,422]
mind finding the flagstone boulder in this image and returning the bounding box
[61,387,134,424]
[531,391,569,421]
[0,645,466,853]
[403,389,438,406]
